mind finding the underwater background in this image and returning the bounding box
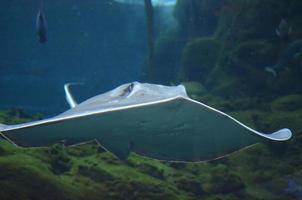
[0,0,302,199]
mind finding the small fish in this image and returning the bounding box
[276,18,292,39]
[264,66,277,77]
[36,1,47,44]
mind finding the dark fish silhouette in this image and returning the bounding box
[36,1,47,43]
[276,18,292,39]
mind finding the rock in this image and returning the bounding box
[271,95,302,111]
[216,0,289,42]
[181,38,221,82]
[48,144,72,175]
[231,40,279,69]
[205,164,245,194]
[78,165,114,182]
[174,0,222,37]
[181,81,207,97]
[175,177,204,196]
[107,180,176,200]
[136,163,165,180]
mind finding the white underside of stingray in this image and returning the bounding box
[0,82,292,162]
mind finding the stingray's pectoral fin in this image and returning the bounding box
[96,139,130,160]
[0,123,6,129]
[262,128,292,141]
[0,123,6,139]
[64,83,83,108]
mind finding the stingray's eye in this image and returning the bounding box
[127,83,134,93]
[120,83,135,97]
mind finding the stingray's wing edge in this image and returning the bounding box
[184,97,292,141]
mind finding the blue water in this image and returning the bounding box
[0,1,147,115]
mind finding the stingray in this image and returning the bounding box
[0,82,292,162]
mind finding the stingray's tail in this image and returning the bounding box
[64,83,83,108]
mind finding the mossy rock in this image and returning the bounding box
[174,0,222,37]
[0,140,19,156]
[135,163,165,180]
[231,40,279,68]
[205,164,245,194]
[175,177,204,196]
[106,180,176,200]
[271,95,302,111]
[263,110,302,133]
[230,107,302,134]
[194,94,237,112]
[204,40,278,98]
[210,78,248,98]
[229,110,266,129]
[209,67,270,99]
[78,165,114,182]
[194,95,267,113]
[67,143,99,157]
[182,81,207,97]
[216,40,279,96]
[167,162,186,170]
[0,164,70,200]
[48,144,72,174]
[181,38,221,82]
[215,0,289,42]
[267,69,302,95]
